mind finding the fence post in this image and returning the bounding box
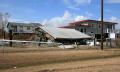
[9,30,12,47]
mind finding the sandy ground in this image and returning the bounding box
[0,47,120,72]
[0,57,120,72]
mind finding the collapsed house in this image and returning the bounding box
[35,26,92,45]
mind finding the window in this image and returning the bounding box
[20,26,23,29]
[91,32,93,33]
[12,26,17,32]
[107,25,112,29]
[19,26,23,32]
[27,26,30,30]
[99,24,101,28]
[91,24,94,27]
[80,29,83,32]
[84,28,86,33]
[91,23,98,28]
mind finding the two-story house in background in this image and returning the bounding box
[60,20,117,40]
[7,22,41,33]
[7,22,42,40]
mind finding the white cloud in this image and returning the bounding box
[44,16,72,27]
[107,0,120,3]
[74,16,88,21]
[109,16,120,29]
[42,10,89,27]
[64,0,91,10]
[67,6,80,10]
[62,10,72,19]
[42,19,48,25]
[43,10,73,27]
[9,18,27,23]
[8,18,40,23]
[110,17,118,22]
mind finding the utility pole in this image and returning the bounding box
[101,0,104,50]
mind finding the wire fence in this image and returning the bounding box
[0,39,62,47]
[0,29,120,49]
[0,39,65,56]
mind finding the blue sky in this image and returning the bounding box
[0,0,120,28]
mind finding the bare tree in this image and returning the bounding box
[0,12,10,38]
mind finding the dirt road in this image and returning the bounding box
[0,47,120,72]
[0,57,120,72]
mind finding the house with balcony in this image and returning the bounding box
[60,20,117,40]
[7,22,41,33]
[7,22,42,40]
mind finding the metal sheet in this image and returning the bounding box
[40,26,91,39]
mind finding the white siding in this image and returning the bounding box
[16,26,35,33]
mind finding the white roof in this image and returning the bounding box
[40,26,91,39]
